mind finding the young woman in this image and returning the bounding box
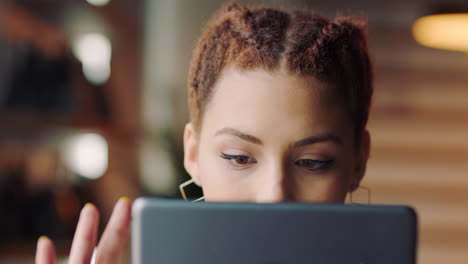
[35,2,373,263]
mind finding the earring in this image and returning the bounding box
[349,186,371,205]
[179,179,205,202]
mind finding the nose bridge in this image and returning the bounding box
[255,157,291,203]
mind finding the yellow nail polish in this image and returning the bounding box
[85,202,94,207]
[39,235,48,241]
[120,196,130,202]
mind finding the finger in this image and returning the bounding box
[35,236,56,264]
[95,197,132,264]
[69,203,100,264]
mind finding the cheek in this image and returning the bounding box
[294,155,355,203]
[295,174,350,202]
[197,149,255,202]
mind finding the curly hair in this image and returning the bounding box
[188,2,373,144]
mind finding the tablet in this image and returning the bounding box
[132,198,417,264]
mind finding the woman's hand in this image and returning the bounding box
[35,197,132,264]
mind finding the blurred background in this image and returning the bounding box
[0,0,466,263]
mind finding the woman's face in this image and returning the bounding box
[184,67,369,203]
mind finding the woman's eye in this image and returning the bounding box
[294,159,334,171]
[220,153,256,166]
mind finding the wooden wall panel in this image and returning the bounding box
[363,51,468,263]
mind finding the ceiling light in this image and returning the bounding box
[413,14,468,53]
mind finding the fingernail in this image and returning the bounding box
[38,235,48,242]
[120,196,130,202]
[80,203,95,217]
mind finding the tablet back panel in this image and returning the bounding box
[132,198,417,264]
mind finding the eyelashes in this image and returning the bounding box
[294,159,335,171]
[220,152,335,171]
[220,153,257,167]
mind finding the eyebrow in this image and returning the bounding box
[215,127,343,147]
[292,133,343,148]
[215,127,263,145]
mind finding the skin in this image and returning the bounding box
[35,67,370,263]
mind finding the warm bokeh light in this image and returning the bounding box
[72,33,112,85]
[86,0,110,7]
[413,14,468,53]
[62,133,108,180]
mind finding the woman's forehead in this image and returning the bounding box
[211,67,340,112]
[201,67,352,142]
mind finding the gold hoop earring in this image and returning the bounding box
[349,186,371,205]
[179,179,204,202]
